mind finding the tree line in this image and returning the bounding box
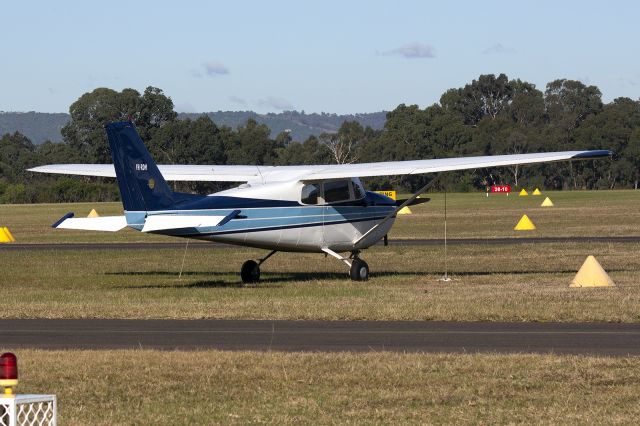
[1,75,638,203]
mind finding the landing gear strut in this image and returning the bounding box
[240,250,277,284]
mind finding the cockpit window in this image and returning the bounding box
[301,183,320,204]
[323,180,351,203]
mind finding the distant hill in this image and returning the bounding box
[179,111,387,142]
[0,112,68,144]
[0,110,387,144]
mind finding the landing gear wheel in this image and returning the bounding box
[350,258,369,281]
[241,260,260,283]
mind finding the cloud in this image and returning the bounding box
[257,96,294,111]
[229,95,247,105]
[202,61,229,76]
[482,43,516,55]
[382,42,435,59]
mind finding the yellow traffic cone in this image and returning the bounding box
[3,227,16,242]
[397,206,413,215]
[87,209,100,218]
[0,228,12,243]
[514,214,536,231]
[541,197,554,207]
[570,256,615,287]
[519,189,528,196]
[532,188,542,195]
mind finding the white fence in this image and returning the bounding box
[0,395,56,426]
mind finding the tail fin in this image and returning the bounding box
[105,121,176,211]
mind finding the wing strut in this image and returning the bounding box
[354,175,441,246]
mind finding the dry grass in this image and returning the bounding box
[2,193,639,424]
[392,189,640,239]
[5,349,639,425]
[1,191,638,321]
[1,242,639,321]
[1,190,638,243]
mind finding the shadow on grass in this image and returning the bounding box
[108,267,635,289]
[123,280,250,289]
[107,267,632,279]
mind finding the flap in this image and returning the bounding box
[141,210,240,233]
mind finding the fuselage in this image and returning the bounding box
[124,179,397,253]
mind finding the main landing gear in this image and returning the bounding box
[240,250,277,284]
[241,248,370,284]
[322,248,369,281]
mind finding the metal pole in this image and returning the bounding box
[440,190,451,282]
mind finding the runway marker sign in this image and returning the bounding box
[491,185,511,193]
[375,190,396,200]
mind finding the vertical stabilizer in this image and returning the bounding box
[105,122,176,211]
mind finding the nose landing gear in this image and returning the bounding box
[349,257,369,281]
[322,248,370,281]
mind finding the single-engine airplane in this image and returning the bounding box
[30,121,612,282]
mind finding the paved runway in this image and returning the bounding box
[1,236,639,251]
[1,320,639,355]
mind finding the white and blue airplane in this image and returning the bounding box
[30,121,611,282]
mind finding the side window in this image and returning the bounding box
[301,183,320,204]
[323,180,351,203]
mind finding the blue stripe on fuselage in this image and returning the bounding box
[124,190,397,236]
[125,204,395,236]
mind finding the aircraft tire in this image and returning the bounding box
[241,260,260,283]
[350,259,369,281]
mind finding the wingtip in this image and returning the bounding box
[52,212,74,228]
[572,150,615,160]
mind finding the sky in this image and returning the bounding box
[2,0,640,114]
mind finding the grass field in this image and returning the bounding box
[7,350,640,425]
[1,190,638,243]
[2,191,639,425]
[1,190,639,321]
[1,243,639,321]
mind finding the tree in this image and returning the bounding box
[544,79,603,140]
[226,119,280,165]
[276,135,332,165]
[440,74,515,125]
[319,121,366,164]
[508,80,545,127]
[61,87,177,163]
[0,132,38,182]
[574,97,640,188]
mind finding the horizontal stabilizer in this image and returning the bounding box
[142,210,240,233]
[396,197,430,207]
[52,213,128,232]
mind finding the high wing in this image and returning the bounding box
[29,150,612,183]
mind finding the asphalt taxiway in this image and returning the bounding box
[1,320,639,355]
